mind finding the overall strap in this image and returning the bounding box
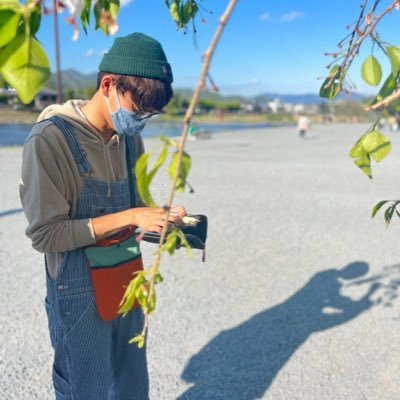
[125,136,136,208]
[48,115,92,176]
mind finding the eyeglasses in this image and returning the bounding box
[135,111,160,121]
[118,89,161,121]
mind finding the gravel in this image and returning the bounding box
[1,123,400,400]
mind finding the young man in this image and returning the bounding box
[20,32,185,399]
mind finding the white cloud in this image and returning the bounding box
[280,11,305,22]
[120,0,134,7]
[85,48,95,57]
[259,13,271,22]
[85,48,109,57]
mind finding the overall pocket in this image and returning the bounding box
[57,287,95,339]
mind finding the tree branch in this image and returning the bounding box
[366,87,400,110]
[140,0,239,339]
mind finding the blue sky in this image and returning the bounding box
[37,0,400,96]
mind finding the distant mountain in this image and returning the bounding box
[48,70,367,104]
[47,69,97,90]
[254,92,367,104]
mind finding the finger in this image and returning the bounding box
[171,206,187,218]
[149,225,163,233]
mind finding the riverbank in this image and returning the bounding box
[0,106,295,125]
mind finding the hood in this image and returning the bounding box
[38,99,120,149]
[39,100,123,197]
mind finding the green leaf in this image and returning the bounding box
[0,34,50,104]
[361,55,382,86]
[119,272,146,316]
[387,46,400,75]
[135,146,168,207]
[329,65,340,78]
[28,7,42,36]
[154,271,164,284]
[369,73,397,106]
[148,290,156,314]
[372,200,389,218]
[176,228,192,257]
[384,205,395,227]
[361,131,391,162]
[129,334,145,348]
[135,153,157,207]
[161,230,178,255]
[319,77,341,100]
[0,0,20,11]
[160,134,178,147]
[0,10,20,47]
[168,151,192,192]
[81,0,92,34]
[148,145,168,182]
[181,0,197,24]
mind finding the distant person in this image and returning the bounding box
[188,124,198,141]
[388,115,398,131]
[297,114,311,138]
[19,32,186,399]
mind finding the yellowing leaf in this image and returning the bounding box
[361,131,391,162]
[0,34,50,104]
[170,1,181,24]
[387,46,400,75]
[0,10,20,47]
[135,153,157,207]
[168,151,191,192]
[354,150,371,179]
[349,130,391,178]
[361,55,382,86]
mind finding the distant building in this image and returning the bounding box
[293,104,305,113]
[34,88,58,111]
[267,98,282,113]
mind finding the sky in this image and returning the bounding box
[36,0,400,97]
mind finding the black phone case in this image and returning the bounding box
[141,214,208,250]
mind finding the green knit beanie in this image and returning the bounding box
[99,32,173,84]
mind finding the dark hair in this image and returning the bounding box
[97,71,173,112]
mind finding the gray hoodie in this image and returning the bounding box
[19,100,145,279]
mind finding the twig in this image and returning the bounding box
[367,87,400,110]
[325,0,399,90]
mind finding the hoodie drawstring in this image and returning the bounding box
[102,142,112,198]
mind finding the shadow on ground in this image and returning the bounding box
[179,261,397,400]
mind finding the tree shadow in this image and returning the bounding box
[179,261,389,400]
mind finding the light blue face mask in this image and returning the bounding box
[105,91,149,136]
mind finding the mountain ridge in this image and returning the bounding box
[47,69,367,104]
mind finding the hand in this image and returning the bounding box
[132,207,184,233]
[170,205,187,218]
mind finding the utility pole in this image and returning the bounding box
[53,0,63,103]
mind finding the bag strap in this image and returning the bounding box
[48,115,92,176]
[125,136,136,208]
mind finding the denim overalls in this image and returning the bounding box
[44,116,149,400]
